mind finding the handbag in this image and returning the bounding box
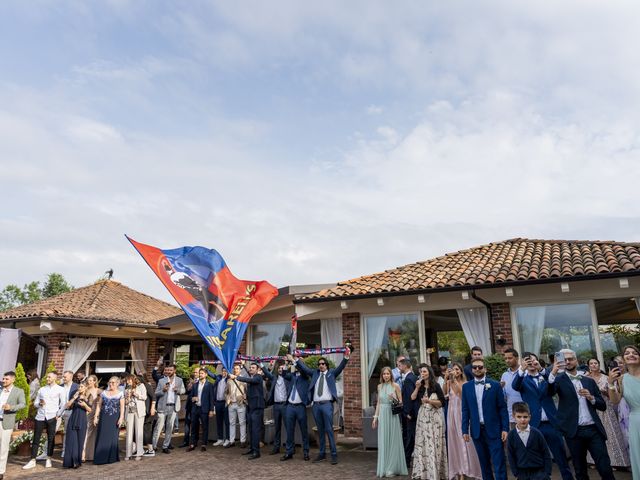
[391,397,403,415]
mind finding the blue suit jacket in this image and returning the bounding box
[511,371,558,427]
[400,371,419,418]
[237,374,266,410]
[464,364,474,382]
[296,357,348,403]
[190,380,215,413]
[461,378,509,440]
[262,367,292,406]
[282,366,311,405]
[547,372,606,439]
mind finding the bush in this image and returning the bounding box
[484,353,507,381]
[14,363,30,422]
[45,361,57,376]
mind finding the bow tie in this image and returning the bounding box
[568,374,582,381]
[475,380,485,385]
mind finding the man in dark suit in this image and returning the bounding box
[464,346,484,381]
[230,362,266,460]
[58,370,78,458]
[397,358,418,467]
[210,368,230,446]
[281,354,311,462]
[547,349,614,480]
[512,353,573,480]
[461,358,509,480]
[262,361,290,455]
[296,349,350,465]
[188,368,214,451]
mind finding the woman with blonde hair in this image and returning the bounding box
[373,366,407,477]
[124,374,147,461]
[93,376,124,465]
[83,375,101,462]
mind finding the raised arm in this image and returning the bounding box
[295,358,314,377]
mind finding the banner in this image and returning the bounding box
[127,236,278,371]
[289,314,298,355]
[199,347,348,365]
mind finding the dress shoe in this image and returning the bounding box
[201,446,206,452]
[312,455,326,463]
[187,446,195,452]
[239,442,247,448]
[242,449,253,455]
[269,449,280,455]
[162,448,170,454]
[178,443,189,448]
[167,444,174,450]
[280,454,294,461]
[331,457,338,465]
[304,453,310,461]
[248,453,261,460]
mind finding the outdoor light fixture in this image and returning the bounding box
[142,329,148,333]
[340,301,348,310]
[496,330,507,347]
[619,278,629,289]
[505,287,514,297]
[417,294,426,304]
[58,338,71,350]
[39,321,53,332]
[560,282,570,293]
[376,298,385,306]
[113,326,120,331]
[461,291,470,300]
[344,338,353,350]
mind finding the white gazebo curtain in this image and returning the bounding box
[456,308,492,355]
[0,328,21,377]
[252,323,289,357]
[130,340,149,375]
[35,344,46,377]
[63,337,98,373]
[366,317,387,379]
[321,318,343,396]
[517,306,546,356]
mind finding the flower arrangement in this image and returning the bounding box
[9,430,45,455]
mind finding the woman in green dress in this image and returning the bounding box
[609,345,640,480]
[373,366,408,477]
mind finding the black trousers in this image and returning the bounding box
[401,413,416,466]
[190,406,210,446]
[247,407,264,454]
[565,425,614,480]
[143,413,156,446]
[214,400,229,441]
[183,405,192,444]
[32,418,56,458]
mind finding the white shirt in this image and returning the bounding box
[501,368,523,423]
[166,377,176,404]
[0,385,13,420]
[314,372,333,402]
[274,376,287,403]
[34,384,65,421]
[63,383,73,402]
[216,378,226,401]
[197,380,206,406]
[474,376,486,424]
[548,372,594,426]
[288,374,302,404]
[517,425,531,446]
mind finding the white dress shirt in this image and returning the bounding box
[34,384,65,421]
[501,368,523,423]
[216,378,226,401]
[314,372,333,402]
[166,377,176,404]
[197,380,206,406]
[274,377,287,403]
[474,376,486,424]
[548,372,595,425]
[517,424,531,446]
[0,385,13,421]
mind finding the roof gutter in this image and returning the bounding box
[293,270,640,304]
[0,316,170,330]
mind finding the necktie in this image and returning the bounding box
[318,373,325,397]
[290,378,297,402]
[475,380,485,385]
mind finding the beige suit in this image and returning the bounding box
[1,386,26,475]
[125,384,147,458]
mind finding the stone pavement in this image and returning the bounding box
[4,431,633,480]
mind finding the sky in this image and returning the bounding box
[1,1,640,303]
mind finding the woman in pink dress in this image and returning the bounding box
[445,362,482,480]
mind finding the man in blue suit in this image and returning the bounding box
[547,349,614,480]
[188,368,215,451]
[461,358,509,480]
[281,354,312,462]
[230,362,266,460]
[296,349,350,465]
[262,361,291,455]
[512,353,573,480]
[397,358,419,467]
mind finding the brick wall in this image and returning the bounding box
[145,337,166,382]
[44,332,67,374]
[491,302,513,353]
[341,312,362,437]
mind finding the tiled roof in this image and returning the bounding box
[300,238,640,301]
[0,280,182,326]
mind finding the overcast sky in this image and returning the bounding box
[1,1,640,303]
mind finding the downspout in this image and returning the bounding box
[470,290,496,353]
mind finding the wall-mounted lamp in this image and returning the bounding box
[58,338,71,350]
[113,326,120,331]
[495,330,507,347]
[505,287,514,297]
[417,294,426,304]
[142,329,148,334]
[461,291,470,300]
[340,301,348,310]
[344,338,353,351]
[376,298,385,307]
[560,282,570,293]
[619,278,629,289]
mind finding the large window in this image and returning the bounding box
[250,323,289,356]
[514,303,596,362]
[365,313,420,406]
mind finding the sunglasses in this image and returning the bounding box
[318,362,327,366]
[471,365,484,370]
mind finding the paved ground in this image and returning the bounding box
[4,431,633,480]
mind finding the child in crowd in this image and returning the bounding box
[507,402,552,480]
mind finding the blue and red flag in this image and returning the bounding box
[126,236,278,371]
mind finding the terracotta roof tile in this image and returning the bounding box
[300,238,640,301]
[0,280,182,326]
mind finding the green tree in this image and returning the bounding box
[45,361,57,376]
[14,363,30,422]
[0,273,73,311]
[42,273,73,298]
[484,353,507,381]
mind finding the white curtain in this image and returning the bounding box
[366,317,387,379]
[635,297,640,316]
[63,337,98,373]
[457,308,492,355]
[251,323,289,357]
[35,344,46,377]
[129,340,149,375]
[321,318,344,396]
[0,328,21,376]
[517,306,546,355]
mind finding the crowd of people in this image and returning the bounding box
[0,348,351,478]
[373,345,640,480]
